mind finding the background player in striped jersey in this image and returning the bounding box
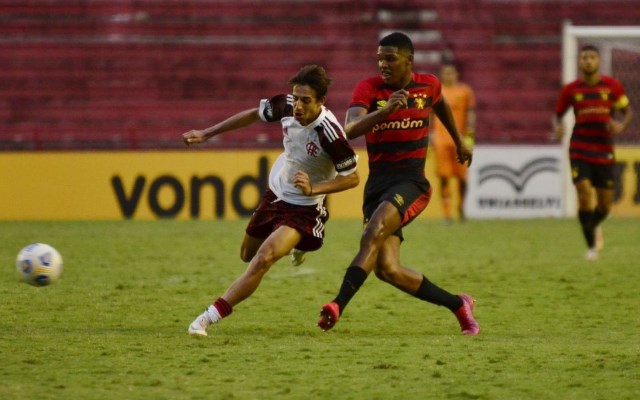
[317,32,479,335]
[552,45,634,261]
[183,65,359,337]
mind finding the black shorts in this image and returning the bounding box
[570,158,615,189]
[245,189,329,252]
[362,174,432,240]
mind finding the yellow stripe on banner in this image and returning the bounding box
[611,146,640,217]
[4,147,636,221]
[0,149,449,221]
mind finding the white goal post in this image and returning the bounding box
[560,22,640,216]
[562,23,640,85]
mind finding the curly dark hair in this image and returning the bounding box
[289,65,332,99]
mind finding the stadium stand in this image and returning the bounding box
[0,0,638,150]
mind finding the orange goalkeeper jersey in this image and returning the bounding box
[431,83,476,148]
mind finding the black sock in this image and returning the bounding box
[592,207,608,228]
[414,276,462,312]
[333,266,369,314]
[578,210,595,248]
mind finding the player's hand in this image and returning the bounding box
[293,171,313,196]
[457,142,473,167]
[385,89,409,112]
[553,125,565,141]
[607,120,625,135]
[182,130,207,146]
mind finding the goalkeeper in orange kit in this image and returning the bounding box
[431,62,476,223]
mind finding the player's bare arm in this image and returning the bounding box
[432,97,472,166]
[293,170,359,196]
[344,89,409,140]
[465,108,477,146]
[608,104,634,135]
[551,113,565,140]
[182,108,261,145]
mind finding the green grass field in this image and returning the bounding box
[1,218,638,400]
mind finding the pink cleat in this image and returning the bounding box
[317,302,340,331]
[454,294,480,336]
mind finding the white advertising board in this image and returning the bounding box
[465,145,566,218]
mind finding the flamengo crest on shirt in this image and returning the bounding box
[306,141,320,157]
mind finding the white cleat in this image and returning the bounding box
[290,249,306,267]
[188,311,211,337]
[585,248,599,261]
[595,226,604,252]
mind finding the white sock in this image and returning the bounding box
[205,305,222,324]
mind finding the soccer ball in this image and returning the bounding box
[16,243,63,286]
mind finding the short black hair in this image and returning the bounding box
[289,65,332,99]
[580,44,600,54]
[379,32,414,55]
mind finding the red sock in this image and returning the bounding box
[213,298,233,318]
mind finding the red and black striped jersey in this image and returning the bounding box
[555,75,629,165]
[350,72,441,174]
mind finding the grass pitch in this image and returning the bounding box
[0,218,638,400]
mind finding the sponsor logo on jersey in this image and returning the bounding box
[393,193,405,207]
[336,157,356,170]
[577,106,610,116]
[371,119,424,134]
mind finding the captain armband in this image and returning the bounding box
[614,95,630,110]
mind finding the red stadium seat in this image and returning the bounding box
[0,0,637,149]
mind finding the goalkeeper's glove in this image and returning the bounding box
[463,128,475,148]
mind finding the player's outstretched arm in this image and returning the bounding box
[293,170,359,196]
[433,97,472,166]
[182,107,260,146]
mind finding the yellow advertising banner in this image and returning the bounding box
[0,150,367,220]
[610,147,640,217]
[1,150,275,220]
[1,147,638,220]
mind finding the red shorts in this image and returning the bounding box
[245,189,329,252]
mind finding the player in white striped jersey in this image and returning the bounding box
[183,65,359,337]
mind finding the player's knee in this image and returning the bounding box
[248,250,277,272]
[361,220,388,245]
[374,264,401,283]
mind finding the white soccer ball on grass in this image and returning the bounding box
[16,243,63,286]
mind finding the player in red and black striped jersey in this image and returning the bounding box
[553,45,634,261]
[318,32,479,335]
